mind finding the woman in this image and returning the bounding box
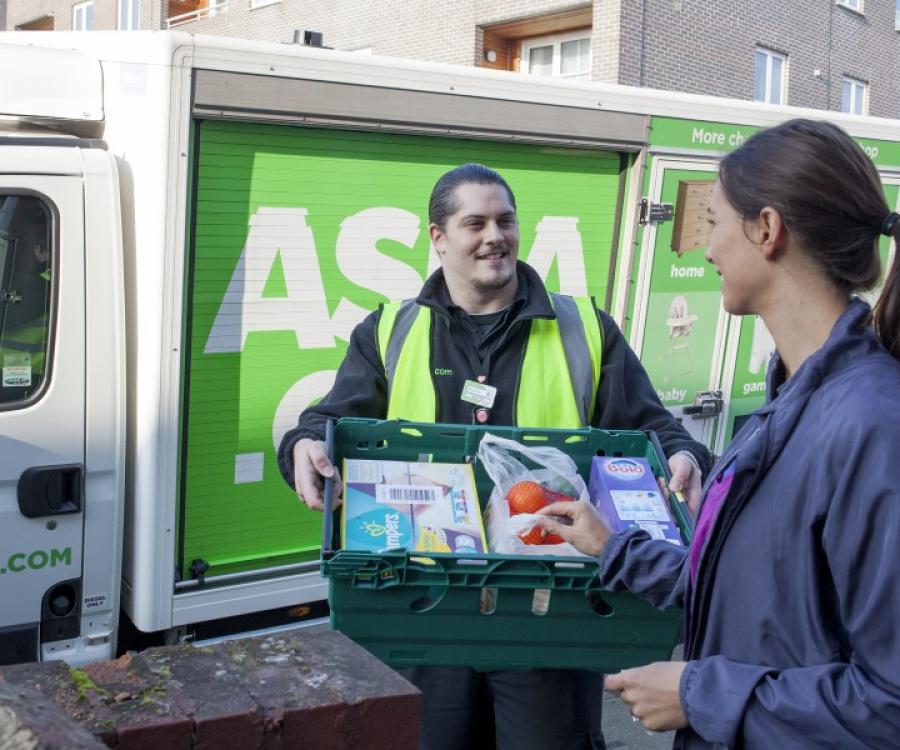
[538,119,900,749]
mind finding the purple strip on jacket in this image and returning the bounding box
[689,461,736,586]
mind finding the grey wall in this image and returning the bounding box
[617,0,900,118]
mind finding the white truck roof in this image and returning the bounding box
[0,42,103,122]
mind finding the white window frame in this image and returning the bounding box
[895,0,900,30]
[72,0,93,31]
[842,76,868,115]
[249,0,280,9]
[118,0,140,29]
[754,47,787,105]
[520,29,592,80]
[836,0,863,14]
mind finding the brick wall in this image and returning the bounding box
[6,0,193,30]
[617,0,900,117]
[592,0,621,84]
[163,0,477,65]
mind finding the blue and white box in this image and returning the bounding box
[341,459,487,554]
[588,457,682,545]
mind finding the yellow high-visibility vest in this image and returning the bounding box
[377,294,602,428]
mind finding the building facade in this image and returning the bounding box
[5,0,900,118]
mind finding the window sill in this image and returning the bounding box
[834,3,864,18]
[250,0,281,9]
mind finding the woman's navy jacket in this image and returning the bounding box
[600,299,900,749]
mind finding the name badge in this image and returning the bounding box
[461,379,497,409]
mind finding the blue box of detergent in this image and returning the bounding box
[588,457,682,546]
[341,459,488,554]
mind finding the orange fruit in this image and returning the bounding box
[506,481,549,515]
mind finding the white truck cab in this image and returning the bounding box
[1,44,125,663]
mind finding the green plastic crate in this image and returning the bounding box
[321,419,693,673]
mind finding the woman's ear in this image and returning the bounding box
[756,206,786,259]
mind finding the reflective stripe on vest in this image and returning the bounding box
[378,300,437,422]
[377,294,602,428]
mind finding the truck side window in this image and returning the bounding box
[0,195,53,406]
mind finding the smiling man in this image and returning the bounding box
[277,163,711,750]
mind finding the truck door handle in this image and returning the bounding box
[682,390,724,420]
[17,465,83,518]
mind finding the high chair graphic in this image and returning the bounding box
[663,295,698,383]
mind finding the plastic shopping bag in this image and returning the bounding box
[477,433,590,556]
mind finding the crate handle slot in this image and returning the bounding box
[531,589,551,616]
[564,435,587,444]
[585,590,614,617]
[401,428,423,437]
[480,587,498,614]
[410,584,447,612]
[375,439,389,449]
[521,434,549,442]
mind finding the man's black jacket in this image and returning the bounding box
[277,263,712,485]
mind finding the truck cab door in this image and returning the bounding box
[0,178,86,664]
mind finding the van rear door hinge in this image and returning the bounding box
[639,198,674,225]
[682,390,724,419]
[1,289,22,303]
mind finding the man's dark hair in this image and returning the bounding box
[428,163,516,229]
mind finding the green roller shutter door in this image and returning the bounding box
[180,120,624,578]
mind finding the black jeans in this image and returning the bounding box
[399,666,606,750]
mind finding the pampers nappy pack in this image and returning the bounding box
[341,459,487,554]
[588,457,683,545]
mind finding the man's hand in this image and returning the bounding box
[535,500,612,557]
[605,661,689,732]
[292,438,343,511]
[668,452,702,514]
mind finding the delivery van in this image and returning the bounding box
[0,31,897,665]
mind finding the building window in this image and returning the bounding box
[895,0,900,30]
[481,7,592,76]
[836,0,863,13]
[0,196,54,407]
[521,31,591,80]
[118,0,140,29]
[72,0,93,30]
[842,77,868,114]
[754,48,786,105]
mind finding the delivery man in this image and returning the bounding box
[278,163,711,750]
